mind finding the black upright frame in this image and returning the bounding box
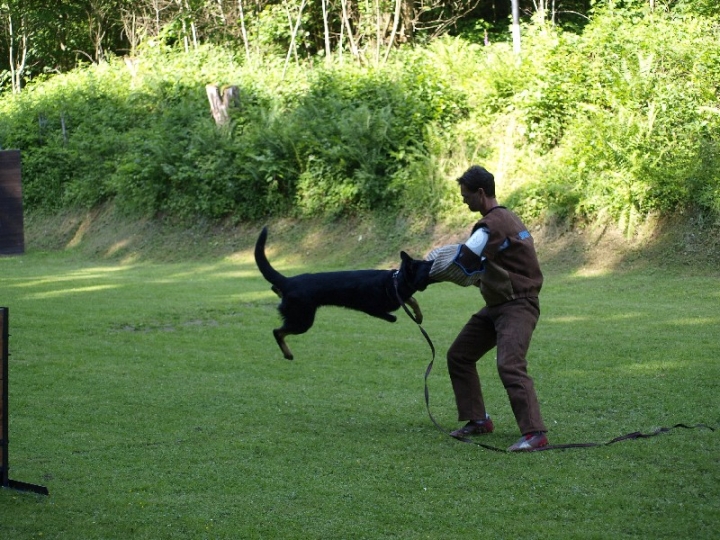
[1,307,7,486]
[1,307,48,495]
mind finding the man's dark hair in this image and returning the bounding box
[457,166,495,197]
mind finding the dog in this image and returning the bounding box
[254,226,434,360]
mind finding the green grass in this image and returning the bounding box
[1,241,719,539]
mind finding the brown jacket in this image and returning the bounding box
[473,206,543,306]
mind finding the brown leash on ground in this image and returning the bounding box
[392,275,717,452]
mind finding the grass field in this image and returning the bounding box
[1,221,719,539]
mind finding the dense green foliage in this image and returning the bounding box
[1,4,719,227]
[0,47,464,220]
[523,8,720,228]
[0,0,598,90]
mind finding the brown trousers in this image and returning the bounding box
[447,297,547,435]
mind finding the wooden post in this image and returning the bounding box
[205,85,240,127]
[0,150,25,255]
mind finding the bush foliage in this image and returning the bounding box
[0,6,718,227]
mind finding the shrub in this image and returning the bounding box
[2,8,718,227]
[498,8,720,227]
[274,62,468,217]
[0,43,470,221]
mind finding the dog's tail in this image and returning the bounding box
[254,226,286,287]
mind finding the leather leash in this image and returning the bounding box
[393,273,506,452]
[392,275,717,452]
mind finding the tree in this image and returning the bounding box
[0,0,131,93]
[0,0,658,93]
[0,0,30,93]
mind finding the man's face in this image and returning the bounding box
[460,184,483,212]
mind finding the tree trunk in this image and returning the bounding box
[384,0,402,63]
[321,0,332,63]
[206,85,240,126]
[238,0,251,62]
[340,0,359,59]
[6,13,29,94]
[283,0,308,78]
[511,0,521,55]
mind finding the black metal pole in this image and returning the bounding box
[0,307,48,495]
[1,307,9,487]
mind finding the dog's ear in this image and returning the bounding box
[400,250,412,263]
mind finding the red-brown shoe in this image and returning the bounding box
[507,432,548,452]
[450,416,494,438]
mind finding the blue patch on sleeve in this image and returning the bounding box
[453,245,485,276]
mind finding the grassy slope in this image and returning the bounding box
[1,209,718,539]
[22,205,720,273]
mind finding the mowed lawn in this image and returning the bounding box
[0,246,718,539]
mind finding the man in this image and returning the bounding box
[427,165,548,452]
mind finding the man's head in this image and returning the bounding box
[457,165,496,214]
[457,165,495,196]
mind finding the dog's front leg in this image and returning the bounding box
[372,312,397,323]
[405,297,423,324]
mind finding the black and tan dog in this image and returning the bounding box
[255,226,434,360]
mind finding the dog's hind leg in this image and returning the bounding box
[272,302,316,361]
[273,328,295,360]
[271,285,283,298]
[405,296,423,324]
